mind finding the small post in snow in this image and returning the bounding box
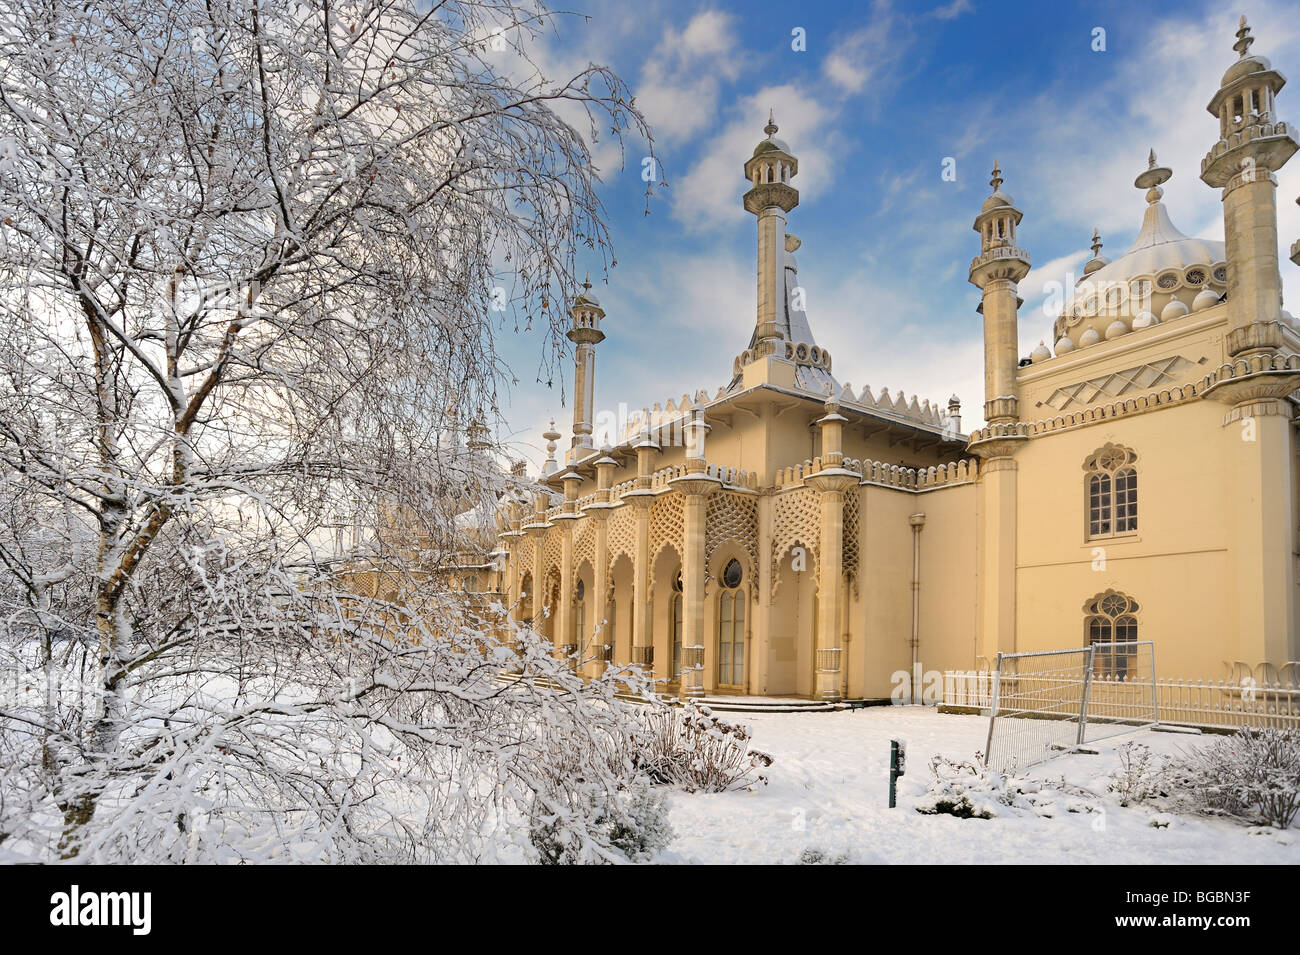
[888,739,906,808]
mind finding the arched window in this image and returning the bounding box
[574,578,586,659]
[1084,590,1140,678]
[718,558,746,687]
[1084,444,1138,539]
[670,571,683,680]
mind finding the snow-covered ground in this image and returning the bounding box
[660,707,1299,864]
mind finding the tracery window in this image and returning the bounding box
[718,559,745,687]
[1084,590,1140,678]
[1084,444,1138,539]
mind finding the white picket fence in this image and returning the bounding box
[942,669,1300,733]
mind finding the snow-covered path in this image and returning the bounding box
[660,707,1299,864]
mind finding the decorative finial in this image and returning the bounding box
[1090,228,1103,258]
[1134,148,1172,199]
[582,271,591,291]
[764,109,778,138]
[989,161,1003,192]
[1234,15,1254,58]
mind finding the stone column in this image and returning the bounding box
[523,491,551,636]
[674,480,718,698]
[1204,382,1300,663]
[672,412,720,699]
[804,398,859,701]
[972,452,1020,663]
[624,433,659,686]
[554,471,583,668]
[753,493,774,695]
[585,453,618,678]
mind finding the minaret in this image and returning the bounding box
[565,275,605,462]
[969,162,1031,426]
[1199,18,1300,664]
[743,112,799,360]
[1200,16,1297,356]
[967,163,1030,665]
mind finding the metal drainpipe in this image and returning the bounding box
[908,513,927,704]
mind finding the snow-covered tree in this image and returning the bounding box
[0,0,660,861]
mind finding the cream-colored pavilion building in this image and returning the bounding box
[487,18,1300,700]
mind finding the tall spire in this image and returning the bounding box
[1233,14,1254,58]
[739,113,799,360]
[969,161,1030,430]
[1201,14,1296,357]
[566,274,606,463]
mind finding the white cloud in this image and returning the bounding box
[671,85,840,232]
[822,0,910,98]
[634,9,744,144]
[927,0,974,20]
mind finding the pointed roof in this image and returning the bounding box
[1076,152,1223,288]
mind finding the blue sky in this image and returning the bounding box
[492,0,1300,469]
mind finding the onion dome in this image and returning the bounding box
[1082,228,1110,277]
[1161,298,1190,322]
[1052,151,1225,348]
[1192,288,1221,311]
[1030,340,1051,363]
[1221,16,1271,87]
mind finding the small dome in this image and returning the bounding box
[1160,299,1190,322]
[1030,340,1051,363]
[1105,319,1130,341]
[752,137,792,157]
[980,189,1014,213]
[1054,336,1076,355]
[1079,328,1101,346]
[1083,256,1110,276]
[1192,288,1221,311]
[1222,53,1271,88]
[1132,311,1159,329]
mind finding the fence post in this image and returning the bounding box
[1077,645,1095,746]
[982,653,1003,765]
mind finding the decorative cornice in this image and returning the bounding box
[1201,120,1296,188]
[743,181,799,215]
[969,246,1031,286]
[967,350,1300,441]
[804,467,861,493]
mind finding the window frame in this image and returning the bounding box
[1083,444,1139,541]
[716,559,746,689]
[1083,589,1141,679]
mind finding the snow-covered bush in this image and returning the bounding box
[914,755,1089,819]
[797,847,851,865]
[1173,727,1300,829]
[529,782,672,865]
[1107,742,1170,807]
[632,703,773,793]
[914,756,997,818]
